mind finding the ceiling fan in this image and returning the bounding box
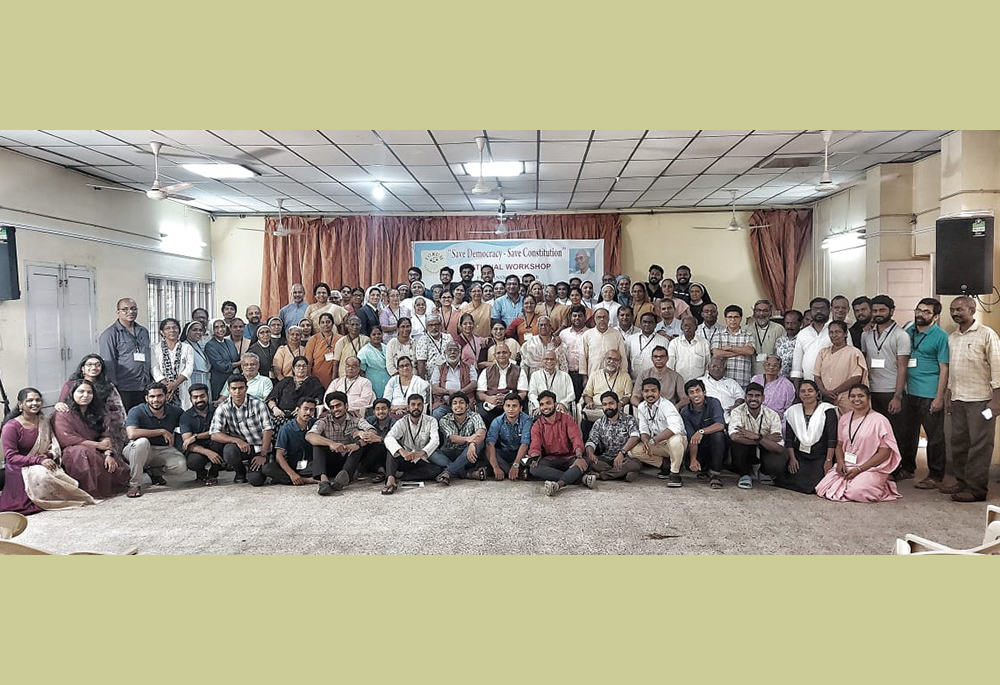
[88,141,195,201]
[693,190,769,231]
[236,198,303,237]
[469,198,535,237]
[469,136,498,196]
[813,130,841,193]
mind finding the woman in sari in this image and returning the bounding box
[385,318,415,376]
[53,379,129,499]
[630,282,656,322]
[1,388,56,514]
[780,380,838,494]
[358,286,382,337]
[379,288,410,341]
[615,275,632,307]
[505,294,541,344]
[455,313,487,369]
[151,317,195,409]
[451,282,467,308]
[410,296,430,339]
[304,312,340,387]
[264,355,325,428]
[687,282,712,324]
[814,320,868,414]
[205,318,240,399]
[815,383,902,502]
[272,325,306,381]
[306,281,347,333]
[55,354,128,457]
[435,289,462,339]
[750,355,796,427]
[182,320,211,390]
[594,283,622,327]
[479,321,521,370]
[358,326,391,397]
[459,283,492,337]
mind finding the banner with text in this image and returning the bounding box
[413,239,605,284]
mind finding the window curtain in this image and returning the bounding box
[747,209,812,313]
[260,213,621,316]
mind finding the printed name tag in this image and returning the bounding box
[325,352,335,362]
[133,352,146,362]
[296,459,308,471]
[844,451,858,465]
[756,353,768,362]
[908,359,917,368]
[870,359,886,369]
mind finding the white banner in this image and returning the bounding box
[412,239,605,284]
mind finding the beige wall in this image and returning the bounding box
[213,216,265,315]
[0,148,212,392]
[620,212,814,313]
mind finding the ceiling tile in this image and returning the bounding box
[376,130,433,144]
[0,130,71,146]
[538,180,577,192]
[687,174,737,189]
[39,147,125,166]
[90,165,150,182]
[585,140,638,163]
[408,165,458,182]
[646,130,699,138]
[487,130,537,141]
[621,159,669,176]
[286,145,353,166]
[727,133,796,157]
[540,141,589,163]
[336,144,402,166]
[78,167,132,183]
[94,130,160,145]
[84,145,156,165]
[579,161,622,179]
[420,181,466,195]
[604,190,642,202]
[633,199,666,208]
[631,138,690,160]
[439,142,480,165]
[609,177,652,191]
[540,130,592,141]
[592,130,645,140]
[637,190,677,202]
[538,162,580,180]
[42,130,123,146]
[776,131,852,155]
[303,182,357,197]
[831,131,906,154]
[672,188,713,201]
[240,147,310,166]
[701,130,753,137]
[488,141,536,160]
[705,157,759,174]
[664,158,714,175]
[569,191,608,202]
[727,173,779,188]
[320,130,380,145]
[368,166,414,182]
[388,144,444,166]
[682,135,745,157]
[263,130,327,145]
[274,166,331,183]
[834,153,906,171]
[650,175,696,190]
[430,130,483,144]
[383,182,427,196]
[153,130,227,146]
[574,178,615,192]
[209,130,274,146]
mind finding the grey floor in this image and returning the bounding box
[13,460,996,555]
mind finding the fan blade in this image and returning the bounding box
[161,182,193,194]
[692,226,726,230]
[166,194,196,202]
[88,184,143,194]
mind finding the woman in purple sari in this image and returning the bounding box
[1,388,58,515]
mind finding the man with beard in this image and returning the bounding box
[457,263,476,302]
[430,392,487,484]
[245,305,264,340]
[745,300,785,377]
[902,298,950,491]
[264,397,319,487]
[645,264,664,301]
[582,350,633,424]
[860,295,911,477]
[728,382,784,489]
[381,394,443,494]
[585,391,642,482]
[407,266,423,285]
[673,265,693,303]
[527,391,591,496]
[123,382,188,497]
[631,377,687,486]
[180,383,224,486]
[791,297,833,386]
[849,296,872,348]
[631,345,687,411]
[307,391,379,495]
[774,310,802,378]
[358,398,396,484]
[430,341,478,420]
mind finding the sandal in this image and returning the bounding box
[436,472,451,486]
[381,481,398,495]
[738,475,752,490]
[371,470,386,484]
[126,485,142,498]
[709,476,723,489]
[204,476,219,486]
[476,467,488,481]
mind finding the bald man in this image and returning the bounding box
[279,283,309,332]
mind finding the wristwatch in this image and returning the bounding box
[699,429,705,435]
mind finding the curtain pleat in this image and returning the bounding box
[748,209,812,312]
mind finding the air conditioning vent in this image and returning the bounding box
[756,155,821,170]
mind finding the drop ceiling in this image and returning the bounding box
[0,130,949,215]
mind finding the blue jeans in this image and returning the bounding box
[429,442,485,477]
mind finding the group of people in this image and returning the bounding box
[2,261,997,514]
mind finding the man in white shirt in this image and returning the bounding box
[476,343,528,424]
[654,299,682,339]
[381,394,443,494]
[626,312,661,379]
[631,376,688,487]
[668,316,711,382]
[791,297,833,385]
[527,351,576,415]
[699,356,745,424]
[728,382,784,489]
[221,353,273,403]
[696,303,722,351]
[617,305,637,338]
[581,308,628,378]
[325,356,375,417]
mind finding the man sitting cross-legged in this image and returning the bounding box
[381,394,444,495]
[728,382,785,489]
[586,391,643,482]
[527,390,592,496]
[430,391,487,485]
[306,391,380,496]
[263,397,320,486]
[484,392,533,481]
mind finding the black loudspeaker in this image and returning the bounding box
[0,226,20,301]
[936,216,994,295]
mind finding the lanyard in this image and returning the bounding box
[543,371,556,389]
[322,333,335,351]
[443,308,454,330]
[910,328,928,353]
[428,334,444,357]
[120,324,142,352]
[464,334,480,359]
[604,371,620,390]
[344,377,357,396]
[405,418,421,448]
[504,418,522,443]
[348,336,361,355]
[645,401,658,423]
[399,381,411,400]
[639,334,656,353]
[848,411,870,450]
[524,313,537,331]
[702,327,717,346]
[872,323,896,354]
[754,323,770,349]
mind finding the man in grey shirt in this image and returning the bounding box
[860,294,911,478]
[99,297,152,411]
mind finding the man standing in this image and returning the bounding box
[700,356,745,424]
[774,310,802,378]
[673,265,693,302]
[713,305,755,389]
[180,383,224,486]
[528,391,592,496]
[476,343,527,425]
[430,392,487,484]
[631,377,688,486]
[645,264,664,301]
[791,297,833,385]
[586,391,642,482]
[581,308,627,378]
[849,296,872,348]
[123,382,188,498]
[831,295,852,327]
[407,266,423,285]
[728,382,785,489]
[659,279,692,322]
[617,305,637,339]
[902,298,950,491]
[264,397,319,487]
[654,299,682,339]
[479,264,495,286]
[245,305,263,341]
[429,341,477,419]
[696,303,722,351]
[944,296,1000,503]
[278,283,309,332]
[484,393,532,481]
[436,266,455,294]
[99,297,152,411]
[306,391,376,495]
[209,374,275,486]
[382,394,444,494]
[559,305,591,398]
[626,312,661,379]
[331,315,370,379]
[745,300,785,377]
[457,263,476,302]
[668,316,711,382]
[860,294,910,476]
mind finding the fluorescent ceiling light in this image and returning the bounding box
[181,163,257,179]
[821,229,865,252]
[463,161,524,177]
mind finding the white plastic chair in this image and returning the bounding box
[0,512,29,539]
[894,506,1000,555]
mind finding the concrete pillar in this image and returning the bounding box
[864,163,915,293]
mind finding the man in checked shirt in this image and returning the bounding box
[209,374,275,486]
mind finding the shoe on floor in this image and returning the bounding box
[667,472,682,488]
[894,470,915,482]
[624,472,639,483]
[738,475,752,489]
[318,480,334,496]
[951,491,985,503]
[656,470,671,479]
[938,482,962,494]
[332,470,350,491]
[759,474,775,486]
[582,474,597,489]
[150,474,168,486]
[709,475,723,489]
[544,481,561,497]
[914,477,941,490]
[233,475,248,484]
[195,469,207,482]
[696,472,710,481]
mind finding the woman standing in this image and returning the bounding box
[451,282,467,307]
[815,383,902,502]
[306,282,347,333]
[481,283,495,304]
[295,317,311,345]
[459,284,492,338]
[410,297,430,339]
[56,354,128,458]
[268,317,288,348]
[379,288,410,341]
[152,317,195,409]
[304,312,340,387]
[814,320,868,415]
[358,326,391,397]
[780,380,838,494]
[229,318,252,357]
[506,294,541,344]
[687,282,712,324]
[205,319,240,399]
[385,318,415,376]
[594,283,622,327]
[581,281,599,309]
[182,321,211,390]
[272,325,306,381]
[52,380,130,499]
[358,286,382,337]
[630,282,656,322]
[455,313,487,370]
[248,324,278,380]
[1,388,56,514]
[479,321,521,370]
[435,289,462,339]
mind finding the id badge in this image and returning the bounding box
[133,352,146,362]
[870,358,885,369]
[908,358,917,368]
[296,459,308,471]
[523,333,534,342]
[844,451,858,465]
[324,352,335,362]
[756,353,767,362]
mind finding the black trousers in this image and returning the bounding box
[0,466,5,492]
[119,390,147,412]
[529,455,586,485]
[899,394,946,479]
[386,452,443,481]
[730,442,786,478]
[477,405,504,427]
[262,459,313,485]
[185,439,227,477]
[870,392,905,469]
[222,442,267,487]
[568,371,586,400]
[313,444,378,480]
[687,431,725,473]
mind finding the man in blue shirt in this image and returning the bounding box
[263,397,319,486]
[485,392,533,480]
[278,283,308,332]
[123,382,187,498]
[490,275,524,328]
[678,378,727,489]
[902,298,950,490]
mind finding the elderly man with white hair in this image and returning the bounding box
[325,355,375,418]
[429,341,478,420]
[415,313,454,380]
[220,353,274,403]
[527,350,576,416]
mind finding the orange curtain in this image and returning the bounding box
[748,209,812,313]
[260,213,621,316]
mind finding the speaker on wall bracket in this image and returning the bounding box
[0,225,20,301]
[935,215,994,296]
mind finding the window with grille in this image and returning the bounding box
[146,275,214,333]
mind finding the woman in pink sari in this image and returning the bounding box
[815,383,901,502]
